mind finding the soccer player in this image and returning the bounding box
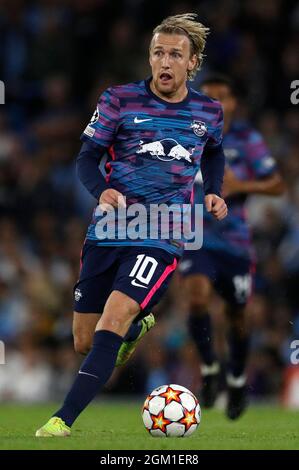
[36,14,227,437]
[179,75,285,419]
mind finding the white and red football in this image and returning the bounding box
[142,384,201,437]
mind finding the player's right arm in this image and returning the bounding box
[76,87,125,209]
[77,142,125,209]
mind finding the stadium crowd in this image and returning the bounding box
[0,0,299,405]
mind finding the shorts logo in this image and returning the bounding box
[233,274,251,303]
[74,288,83,302]
[131,279,148,289]
[191,120,207,137]
[136,138,194,164]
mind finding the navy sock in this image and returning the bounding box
[54,330,123,427]
[228,329,250,378]
[188,312,216,366]
[124,322,142,342]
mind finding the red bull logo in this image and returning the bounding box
[136,138,194,164]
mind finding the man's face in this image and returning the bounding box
[149,33,197,97]
[201,83,237,120]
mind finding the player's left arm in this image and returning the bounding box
[201,105,227,221]
[223,168,284,197]
[222,130,285,198]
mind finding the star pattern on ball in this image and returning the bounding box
[180,408,198,431]
[159,386,183,405]
[143,395,152,411]
[152,411,171,433]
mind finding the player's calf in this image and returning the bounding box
[73,312,101,355]
[74,336,92,355]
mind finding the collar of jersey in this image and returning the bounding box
[144,77,192,108]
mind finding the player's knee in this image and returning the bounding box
[189,297,210,315]
[106,292,140,319]
[73,335,92,355]
[98,292,140,336]
[101,305,138,331]
[185,276,212,315]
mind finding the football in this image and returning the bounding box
[142,384,201,437]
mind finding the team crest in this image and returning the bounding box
[191,120,207,137]
[74,288,83,302]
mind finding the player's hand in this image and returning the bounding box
[222,167,243,198]
[205,194,227,220]
[99,189,126,211]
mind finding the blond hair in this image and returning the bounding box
[150,13,209,80]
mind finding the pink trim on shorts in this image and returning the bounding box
[140,258,178,310]
[190,186,194,204]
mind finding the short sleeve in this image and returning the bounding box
[81,87,120,148]
[206,104,224,149]
[246,130,277,178]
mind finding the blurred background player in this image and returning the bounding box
[179,75,285,419]
[35,14,227,437]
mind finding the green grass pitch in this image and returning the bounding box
[0,402,298,450]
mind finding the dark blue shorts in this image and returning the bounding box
[73,243,178,319]
[178,248,254,306]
